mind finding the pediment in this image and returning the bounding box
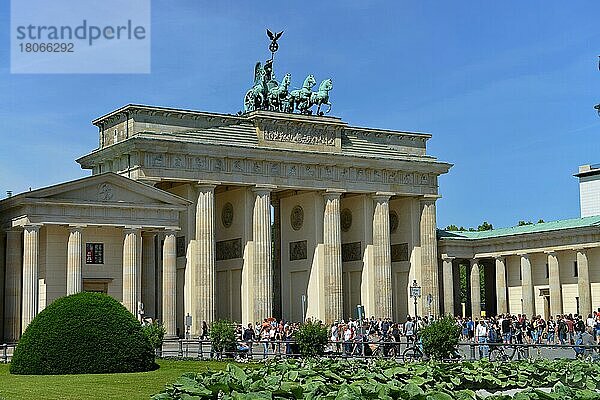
[23,173,189,207]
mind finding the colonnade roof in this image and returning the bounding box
[437,215,600,241]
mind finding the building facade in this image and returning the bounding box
[437,166,600,321]
[0,104,452,341]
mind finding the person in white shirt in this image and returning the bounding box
[476,320,489,358]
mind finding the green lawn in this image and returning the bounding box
[0,359,237,400]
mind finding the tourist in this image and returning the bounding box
[546,316,556,344]
[404,316,415,344]
[475,319,489,358]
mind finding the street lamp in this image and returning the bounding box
[410,280,421,318]
[595,56,599,116]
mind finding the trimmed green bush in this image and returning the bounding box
[10,292,157,375]
[209,320,236,358]
[294,320,329,357]
[420,315,461,360]
[142,320,166,350]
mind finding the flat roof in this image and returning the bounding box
[438,215,600,240]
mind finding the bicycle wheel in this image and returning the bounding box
[402,347,422,363]
[489,347,504,362]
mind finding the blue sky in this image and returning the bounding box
[0,1,599,229]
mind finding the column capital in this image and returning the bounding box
[517,253,529,259]
[573,246,591,254]
[420,195,440,205]
[5,226,23,234]
[23,224,41,232]
[196,180,220,190]
[322,189,344,201]
[544,250,558,255]
[68,224,86,232]
[372,192,394,202]
[470,258,479,265]
[494,255,506,261]
[252,184,277,195]
[441,255,455,261]
[123,226,142,235]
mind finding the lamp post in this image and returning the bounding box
[595,56,599,115]
[410,280,421,318]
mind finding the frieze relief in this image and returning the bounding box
[342,241,362,262]
[391,243,409,262]
[289,240,308,261]
[143,152,439,190]
[216,238,242,261]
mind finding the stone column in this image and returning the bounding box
[452,261,461,316]
[4,229,22,342]
[547,251,562,316]
[323,191,343,323]
[155,233,163,322]
[420,199,440,316]
[252,186,273,321]
[470,259,481,319]
[142,232,156,318]
[66,226,83,295]
[195,184,216,325]
[372,193,393,319]
[122,228,141,315]
[162,231,177,338]
[520,254,534,317]
[21,225,40,333]
[442,256,454,316]
[0,231,4,340]
[576,249,592,317]
[495,257,508,315]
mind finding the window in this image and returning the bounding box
[86,243,104,264]
[113,129,118,144]
[573,261,578,277]
[545,263,549,279]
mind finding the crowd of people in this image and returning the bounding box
[457,312,600,345]
[225,316,432,358]
[198,310,600,359]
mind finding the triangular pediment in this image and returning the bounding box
[20,173,189,207]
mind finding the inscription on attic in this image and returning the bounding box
[254,117,342,153]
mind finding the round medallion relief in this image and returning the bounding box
[221,202,234,228]
[290,205,304,231]
[389,210,399,233]
[340,208,352,232]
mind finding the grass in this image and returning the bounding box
[0,358,243,400]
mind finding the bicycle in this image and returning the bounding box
[401,336,424,362]
[488,343,529,361]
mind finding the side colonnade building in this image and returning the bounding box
[438,218,600,320]
[0,105,452,341]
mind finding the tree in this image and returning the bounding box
[518,220,533,226]
[477,221,493,231]
[294,320,329,357]
[421,315,460,360]
[537,219,545,224]
[445,224,460,231]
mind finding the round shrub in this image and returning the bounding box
[420,315,461,360]
[209,320,236,358]
[10,292,158,375]
[294,320,329,357]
